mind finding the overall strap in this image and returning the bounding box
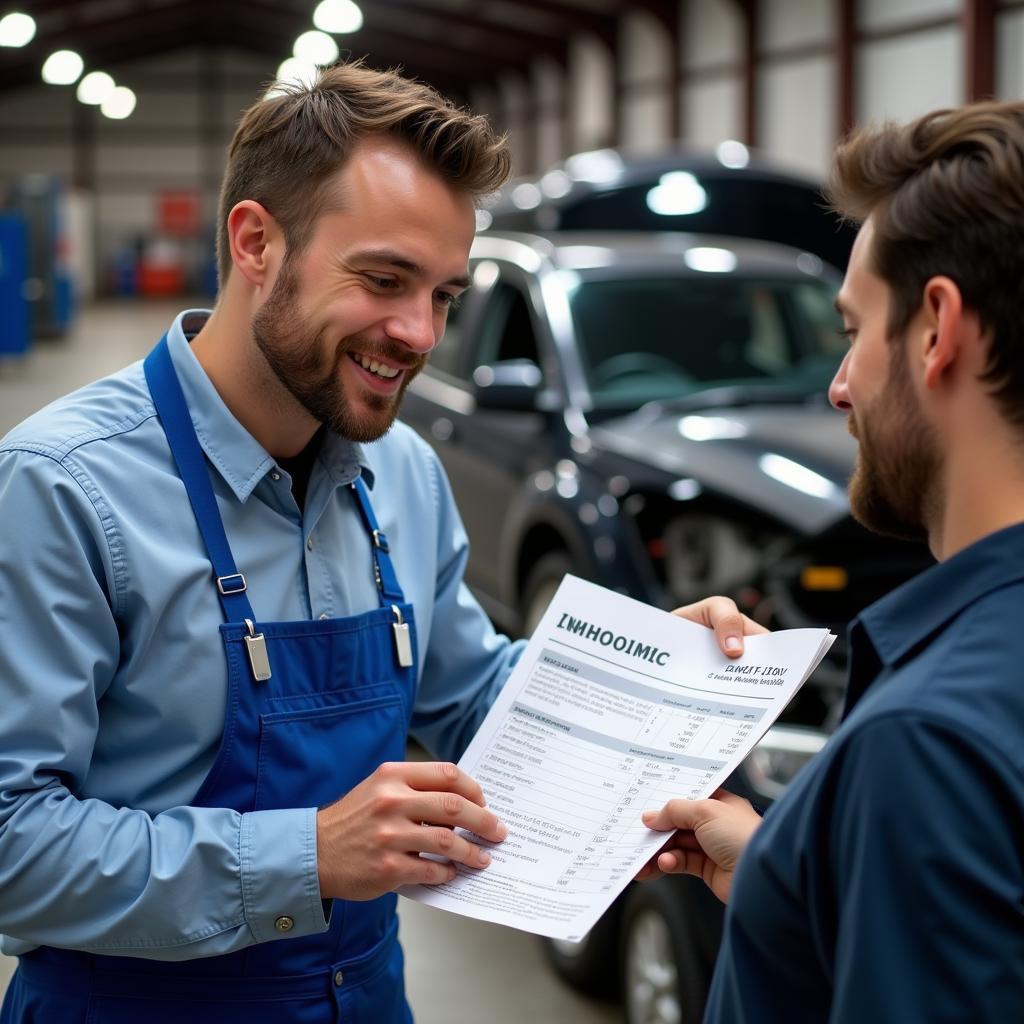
[349,477,405,604]
[143,335,256,624]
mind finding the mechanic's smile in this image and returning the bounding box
[350,352,402,379]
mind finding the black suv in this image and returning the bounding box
[400,228,931,1024]
[482,144,857,272]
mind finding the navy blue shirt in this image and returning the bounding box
[706,522,1024,1023]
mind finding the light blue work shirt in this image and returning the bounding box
[0,310,523,960]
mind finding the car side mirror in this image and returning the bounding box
[472,359,543,411]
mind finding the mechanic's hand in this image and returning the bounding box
[671,596,768,658]
[636,789,762,904]
[316,761,507,901]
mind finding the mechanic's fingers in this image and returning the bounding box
[376,760,488,806]
[671,596,768,657]
[407,790,508,844]
[403,853,458,887]
[413,825,496,868]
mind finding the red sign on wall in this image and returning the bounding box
[158,190,200,237]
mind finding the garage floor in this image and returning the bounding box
[0,298,622,1023]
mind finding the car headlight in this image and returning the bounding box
[743,725,827,801]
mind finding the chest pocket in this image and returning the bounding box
[255,695,407,811]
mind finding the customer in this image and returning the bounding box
[642,101,1024,1021]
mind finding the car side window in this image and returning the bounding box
[474,282,542,369]
[428,296,471,379]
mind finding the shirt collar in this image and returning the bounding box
[165,310,374,502]
[853,520,1024,668]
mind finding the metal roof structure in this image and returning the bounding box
[0,0,684,100]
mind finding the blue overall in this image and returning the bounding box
[1,337,418,1023]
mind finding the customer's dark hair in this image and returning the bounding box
[216,61,510,288]
[828,101,1024,431]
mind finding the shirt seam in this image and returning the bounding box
[842,702,1021,779]
[239,813,262,944]
[80,915,249,952]
[0,442,137,620]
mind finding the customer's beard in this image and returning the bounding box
[847,348,941,543]
[251,260,421,443]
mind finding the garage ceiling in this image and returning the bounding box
[0,0,682,99]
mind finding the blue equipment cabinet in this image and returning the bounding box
[8,174,74,339]
[0,213,30,357]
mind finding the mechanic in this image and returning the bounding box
[641,101,1024,1021]
[0,63,529,1024]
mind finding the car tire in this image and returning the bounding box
[520,550,574,637]
[539,902,622,999]
[621,877,714,1024]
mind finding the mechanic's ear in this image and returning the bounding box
[226,200,282,289]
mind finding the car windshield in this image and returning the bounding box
[567,272,845,410]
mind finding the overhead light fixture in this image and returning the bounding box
[274,57,318,91]
[41,49,84,85]
[76,70,116,106]
[313,0,364,34]
[293,29,339,66]
[101,85,136,120]
[0,12,35,47]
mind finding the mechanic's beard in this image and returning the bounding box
[846,348,940,543]
[251,261,422,443]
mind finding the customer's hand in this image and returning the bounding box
[637,789,762,903]
[671,596,768,658]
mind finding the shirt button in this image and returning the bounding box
[334,969,344,987]
[319,612,330,621]
[306,536,314,551]
[270,471,281,482]
[274,916,294,933]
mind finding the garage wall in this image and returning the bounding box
[679,0,744,148]
[0,46,269,296]
[997,6,1024,98]
[620,10,673,153]
[1,0,1023,298]
[857,26,964,121]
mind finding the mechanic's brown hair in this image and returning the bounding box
[827,101,1024,431]
[216,60,510,288]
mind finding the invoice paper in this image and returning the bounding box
[400,575,835,940]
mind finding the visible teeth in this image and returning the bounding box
[354,354,400,379]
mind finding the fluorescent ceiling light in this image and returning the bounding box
[313,0,363,34]
[293,29,339,65]
[41,49,84,85]
[101,86,136,120]
[77,71,115,105]
[273,57,318,92]
[0,12,35,47]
